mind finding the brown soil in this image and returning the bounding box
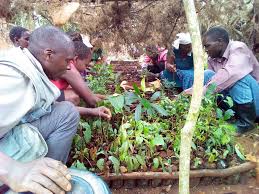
[112,178,259,194]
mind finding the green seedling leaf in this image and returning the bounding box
[125,92,139,105]
[73,160,87,170]
[83,128,92,144]
[109,156,120,174]
[205,83,217,96]
[150,91,161,101]
[135,104,142,121]
[224,109,235,120]
[223,150,229,159]
[224,96,234,108]
[125,156,134,172]
[141,77,146,92]
[96,158,105,171]
[151,103,168,116]
[216,108,223,119]
[235,145,246,161]
[153,158,159,169]
[108,94,125,113]
[132,156,140,170]
[136,136,144,145]
[221,134,230,145]
[133,83,141,96]
[141,98,151,109]
[191,142,197,150]
[136,154,145,166]
[151,135,165,146]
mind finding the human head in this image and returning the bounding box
[173,32,192,56]
[9,26,30,48]
[73,41,92,72]
[28,26,74,80]
[67,30,83,42]
[202,26,229,58]
[145,45,159,60]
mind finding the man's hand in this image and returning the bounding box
[95,94,106,101]
[165,63,176,73]
[183,87,193,95]
[6,157,71,194]
[91,106,112,120]
[183,86,207,96]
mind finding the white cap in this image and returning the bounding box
[173,32,192,49]
[82,38,93,48]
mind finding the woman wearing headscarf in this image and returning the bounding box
[162,33,214,90]
[161,33,195,90]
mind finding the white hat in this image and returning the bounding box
[82,38,93,48]
[173,32,192,49]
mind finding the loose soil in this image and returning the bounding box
[112,178,259,194]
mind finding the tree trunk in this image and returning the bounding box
[179,0,205,193]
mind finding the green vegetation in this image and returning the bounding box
[70,63,245,174]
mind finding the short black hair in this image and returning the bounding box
[9,26,29,43]
[66,31,83,42]
[204,26,229,43]
[74,41,91,60]
[28,26,73,58]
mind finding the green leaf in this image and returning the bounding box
[150,91,161,101]
[133,83,141,96]
[136,154,145,166]
[136,136,144,145]
[235,145,246,161]
[151,135,165,146]
[125,92,139,105]
[108,94,125,113]
[191,142,197,150]
[109,156,120,174]
[223,150,229,159]
[224,96,234,108]
[221,134,230,145]
[135,104,142,121]
[96,158,105,171]
[151,103,168,116]
[224,109,235,120]
[141,77,146,92]
[125,156,134,172]
[141,98,151,109]
[132,156,140,170]
[83,128,92,144]
[153,158,159,169]
[73,160,87,170]
[205,83,217,96]
[216,108,223,119]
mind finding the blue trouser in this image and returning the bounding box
[162,69,259,117]
[161,69,214,90]
[205,71,259,117]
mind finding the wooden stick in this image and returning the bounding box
[102,162,256,181]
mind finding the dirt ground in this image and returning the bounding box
[112,178,259,194]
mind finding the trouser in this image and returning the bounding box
[161,69,215,90]
[30,101,80,163]
[205,71,259,118]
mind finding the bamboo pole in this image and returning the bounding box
[179,0,205,193]
[101,162,256,181]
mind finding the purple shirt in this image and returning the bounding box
[207,41,259,92]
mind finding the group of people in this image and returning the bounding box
[0,25,258,193]
[143,27,259,135]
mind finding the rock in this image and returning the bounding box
[151,179,162,187]
[124,180,136,189]
[136,179,149,187]
[111,180,123,189]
